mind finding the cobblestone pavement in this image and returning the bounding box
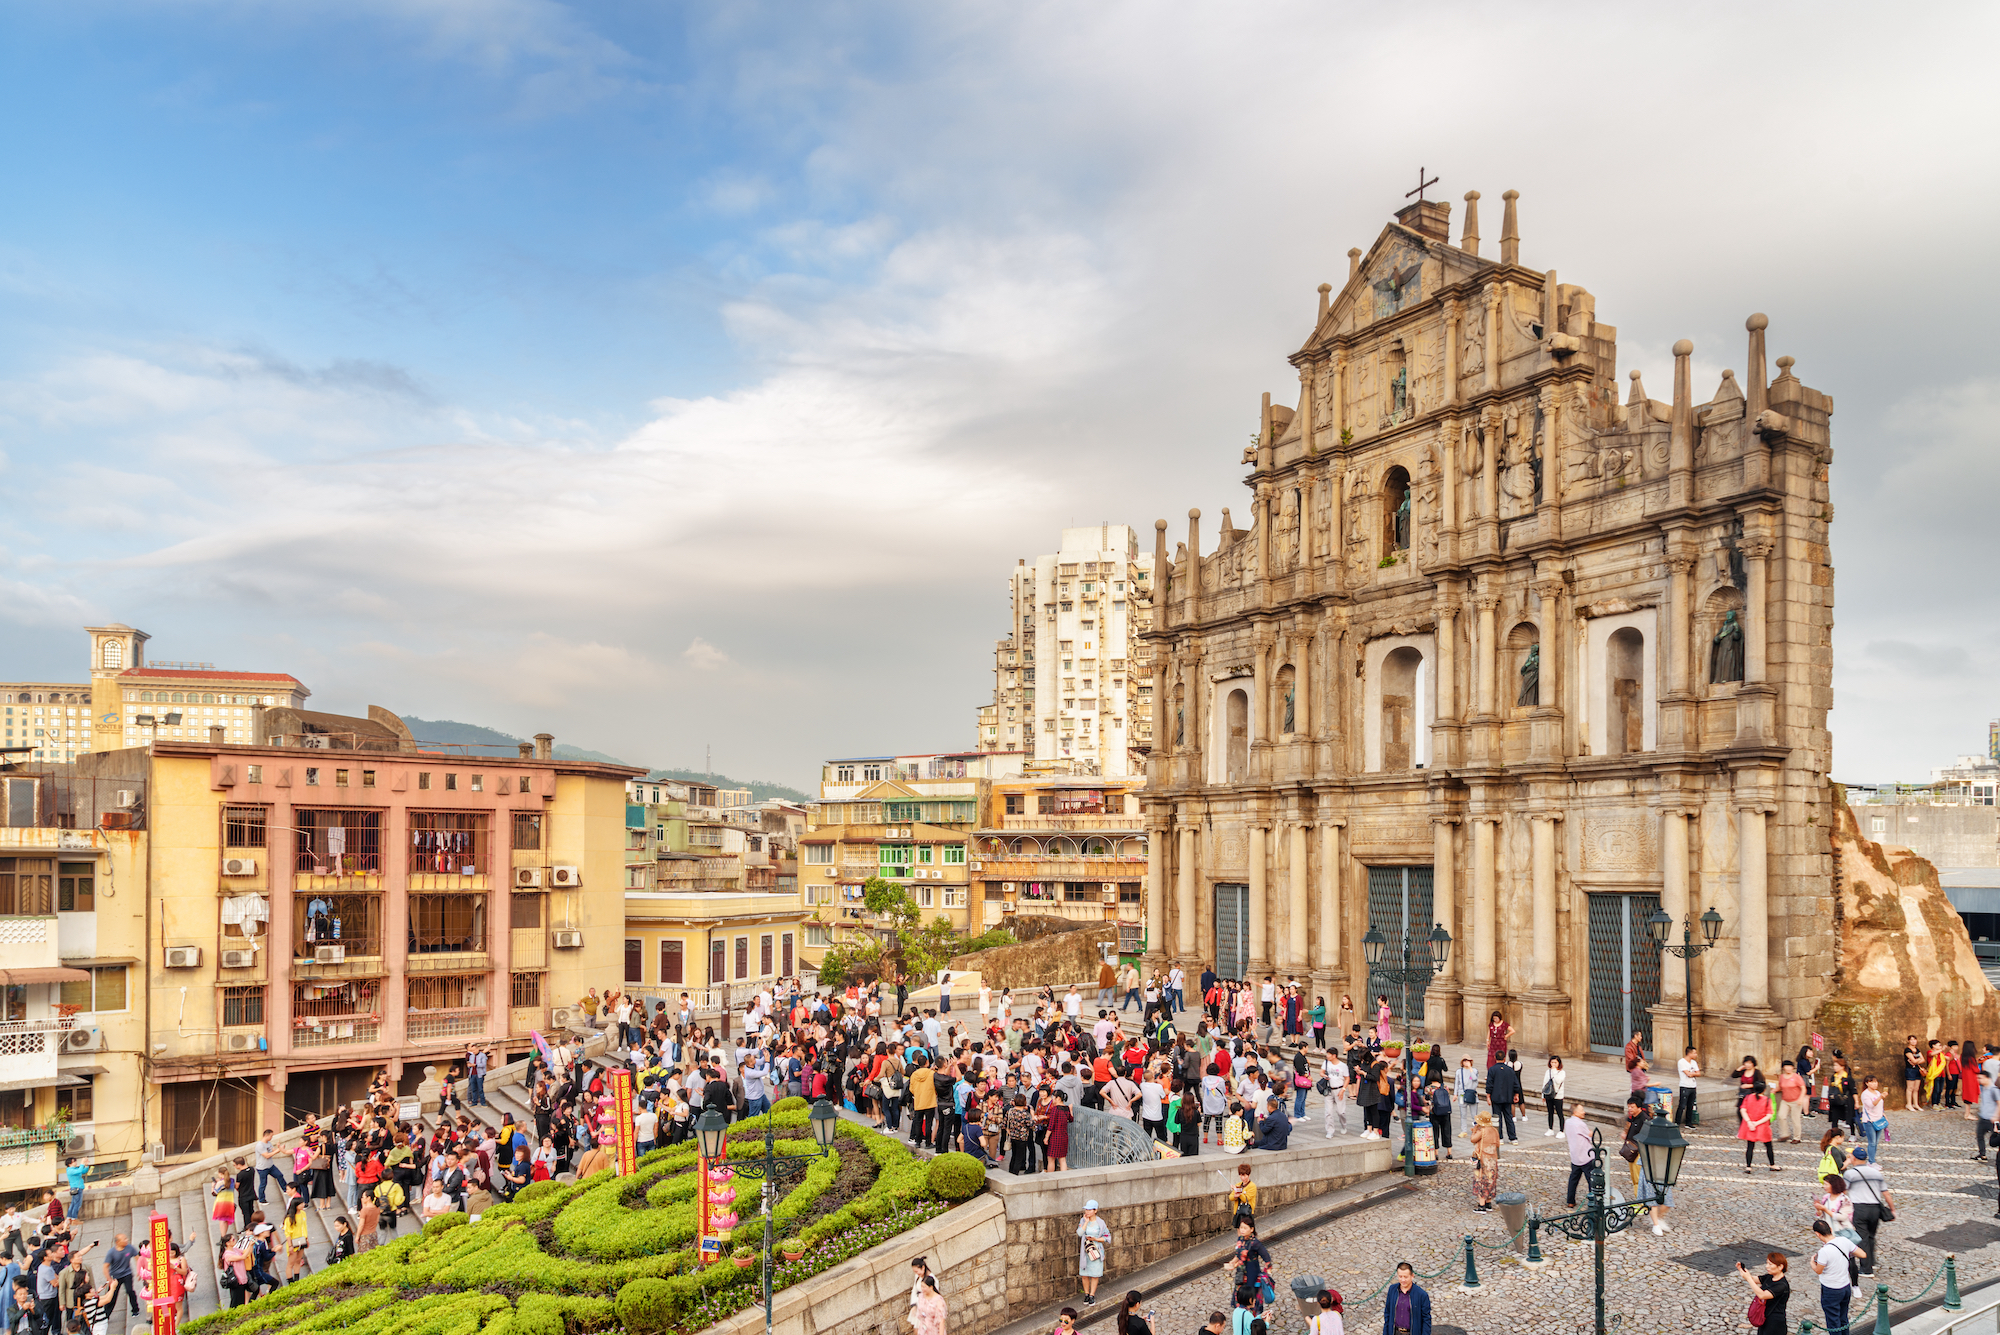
[1129,1105,2000,1335]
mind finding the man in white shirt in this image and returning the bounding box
[1063,987,1082,1022]
[1259,977,1277,1038]
[1809,1218,1860,1335]
[1322,1056,1350,1137]
[1167,965,1185,1013]
[633,1106,659,1155]
[1674,1047,1701,1126]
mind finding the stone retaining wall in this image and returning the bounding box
[984,1137,1389,1313]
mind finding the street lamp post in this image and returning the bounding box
[1536,1115,1690,1335]
[1646,907,1724,1110]
[1362,921,1452,1178]
[695,1099,840,1335]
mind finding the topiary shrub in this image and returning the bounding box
[422,1211,469,1238]
[923,1152,986,1202]
[615,1278,676,1335]
[512,1181,560,1205]
[770,1095,809,1115]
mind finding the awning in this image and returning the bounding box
[59,957,138,969]
[56,1065,106,1077]
[0,1073,89,1092]
[0,968,90,984]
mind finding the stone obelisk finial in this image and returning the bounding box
[1745,314,1770,420]
[1461,190,1481,256]
[1499,190,1520,266]
[1347,248,1362,282]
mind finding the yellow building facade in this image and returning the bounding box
[619,889,807,1014]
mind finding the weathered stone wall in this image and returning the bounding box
[950,919,1117,990]
[983,1136,1389,1314]
[1815,797,1998,1105]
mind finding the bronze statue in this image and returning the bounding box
[1710,610,1745,683]
[1517,643,1540,706]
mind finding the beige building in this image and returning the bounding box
[971,776,1149,947]
[1142,188,1833,1071]
[979,527,1156,777]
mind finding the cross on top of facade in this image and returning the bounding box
[1406,167,1439,204]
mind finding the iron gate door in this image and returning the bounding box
[1214,883,1249,981]
[1364,866,1436,1023]
[1586,892,1663,1055]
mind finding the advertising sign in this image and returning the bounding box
[148,1212,178,1335]
[612,1069,637,1176]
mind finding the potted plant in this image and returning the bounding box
[732,1245,758,1269]
[779,1237,806,1261]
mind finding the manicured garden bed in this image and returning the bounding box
[183,1102,987,1335]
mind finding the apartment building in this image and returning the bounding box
[977,526,1156,778]
[0,725,641,1173]
[971,776,1149,949]
[796,751,1022,966]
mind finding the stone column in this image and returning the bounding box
[1255,483,1273,607]
[1483,288,1501,395]
[1433,594,1461,769]
[1659,809,1689,1003]
[1475,594,1499,716]
[1530,814,1558,990]
[1472,817,1497,986]
[1668,339,1694,509]
[1742,537,1772,683]
[1185,509,1202,624]
[1288,822,1310,970]
[1317,821,1342,978]
[1252,636,1271,748]
[1479,407,1500,523]
[1667,554,1694,696]
[1429,816,1462,1042]
[1442,299,1460,407]
[1153,519,1172,633]
[1295,616,1314,739]
[1736,803,1770,1011]
[1331,349,1347,436]
[1176,825,1197,959]
[1153,649,1171,759]
[1146,810,1167,962]
[1248,824,1269,975]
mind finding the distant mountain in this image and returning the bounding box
[397,717,810,802]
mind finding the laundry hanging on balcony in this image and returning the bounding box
[412,828,477,874]
[220,893,269,930]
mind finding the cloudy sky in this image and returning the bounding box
[1,3,1995,787]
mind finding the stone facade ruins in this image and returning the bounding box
[1140,188,1837,1068]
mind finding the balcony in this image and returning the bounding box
[0,1018,74,1092]
[990,814,1140,832]
[294,1021,380,1048]
[971,857,1145,881]
[407,1009,489,1042]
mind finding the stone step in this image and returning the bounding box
[176,1189,222,1320]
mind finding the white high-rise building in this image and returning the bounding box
[975,525,1154,777]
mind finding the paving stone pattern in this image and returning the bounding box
[1123,1105,2000,1335]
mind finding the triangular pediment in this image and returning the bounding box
[1308,222,1495,350]
[853,779,922,801]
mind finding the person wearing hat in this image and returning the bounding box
[1076,1201,1112,1304]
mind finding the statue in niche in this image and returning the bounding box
[1391,365,1408,417]
[1275,488,1301,573]
[1175,707,1185,746]
[1462,314,1484,377]
[1394,488,1411,550]
[1313,362,1335,425]
[1517,644,1540,706]
[1282,684,1295,733]
[1710,611,1745,684]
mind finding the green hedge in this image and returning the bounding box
[182,1112,961,1335]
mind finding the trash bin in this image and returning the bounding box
[1410,1117,1439,1176]
[1289,1275,1325,1324]
[1494,1192,1529,1254]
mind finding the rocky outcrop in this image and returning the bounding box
[949,917,1118,990]
[1814,791,1996,1104]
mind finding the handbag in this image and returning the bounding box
[1747,1296,1766,1327]
[1314,1078,1332,1096]
[1618,1141,1640,1163]
[1542,1077,1556,1099]
[309,1153,331,1172]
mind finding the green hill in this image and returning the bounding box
[397,717,810,802]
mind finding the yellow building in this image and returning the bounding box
[620,888,807,1015]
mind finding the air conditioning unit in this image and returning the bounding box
[314,945,345,964]
[221,857,257,877]
[1002,883,1015,893]
[224,1033,260,1053]
[1001,903,1017,914]
[64,1028,103,1054]
[114,791,136,809]
[969,862,982,872]
[550,1006,577,1027]
[62,1131,93,1156]
[552,929,583,949]
[163,947,201,969]
[824,867,838,878]
[550,866,581,887]
[219,949,257,970]
[144,1143,166,1165]
[514,867,544,888]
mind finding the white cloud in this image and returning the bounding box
[682,638,729,671]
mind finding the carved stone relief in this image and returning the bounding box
[1578,813,1658,873]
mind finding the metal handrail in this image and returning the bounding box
[1918,1288,2000,1335]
